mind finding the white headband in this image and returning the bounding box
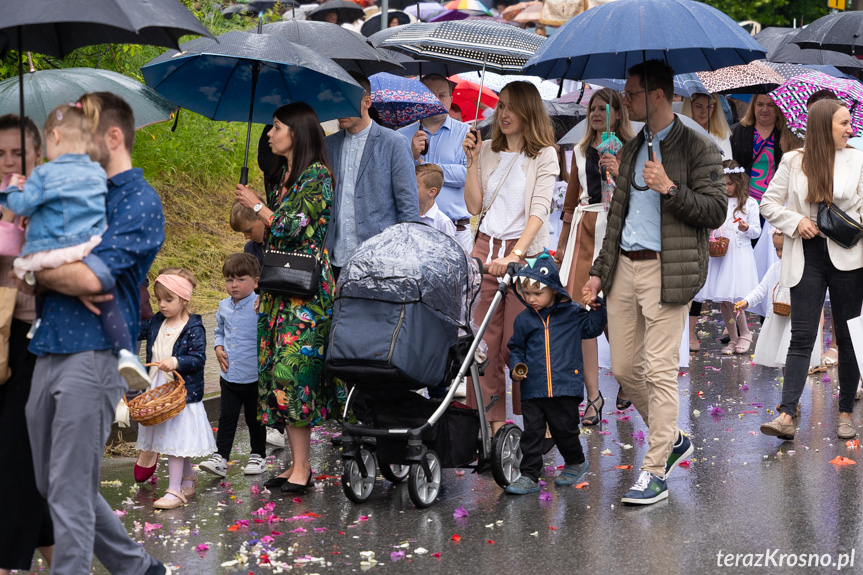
[724,166,745,174]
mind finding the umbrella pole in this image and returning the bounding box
[474,59,487,126]
[17,27,26,172]
[240,62,261,186]
[642,50,654,162]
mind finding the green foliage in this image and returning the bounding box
[698,0,830,28]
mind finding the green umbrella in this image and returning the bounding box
[0,65,177,131]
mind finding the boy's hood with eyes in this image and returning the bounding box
[513,251,572,309]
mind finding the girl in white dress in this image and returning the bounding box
[136,268,215,509]
[696,160,761,354]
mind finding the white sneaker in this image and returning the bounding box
[266,427,286,448]
[243,454,268,475]
[199,454,227,477]
[118,349,151,391]
[453,380,467,398]
[857,379,862,401]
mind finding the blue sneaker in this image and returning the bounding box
[554,460,589,486]
[665,431,693,478]
[504,475,540,495]
[621,471,668,505]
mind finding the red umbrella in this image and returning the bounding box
[450,76,499,122]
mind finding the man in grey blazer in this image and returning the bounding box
[325,73,420,278]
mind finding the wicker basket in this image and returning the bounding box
[772,283,791,317]
[127,366,187,426]
[709,232,729,257]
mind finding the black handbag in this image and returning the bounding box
[259,248,322,298]
[817,201,863,249]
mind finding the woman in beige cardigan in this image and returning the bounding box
[759,100,863,441]
[462,81,559,433]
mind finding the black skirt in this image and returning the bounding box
[0,319,54,570]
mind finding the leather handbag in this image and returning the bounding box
[817,201,863,249]
[259,248,322,298]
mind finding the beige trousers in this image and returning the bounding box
[606,254,689,477]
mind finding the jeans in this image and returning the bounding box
[216,377,267,459]
[781,237,863,416]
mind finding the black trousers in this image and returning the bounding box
[216,377,267,460]
[520,396,585,481]
[781,237,863,416]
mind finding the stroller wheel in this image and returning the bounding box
[408,450,442,508]
[378,456,410,483]
[341,448,377,503]
[491,423,523,488]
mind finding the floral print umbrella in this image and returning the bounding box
[369,72,448,127]
[770,71,863,137]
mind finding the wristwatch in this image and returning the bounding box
[253,202,265,213]
[666,183,679,198]
[23,271,36,287]
[512,248,524,259]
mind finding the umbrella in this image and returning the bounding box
[429,10,472,23]
[756,27,863,71]
[0,0,211,171]
[792,12,863,56]
[443,0,492,16]
[368,25,477,76]
[501,2,541,21]
[261,20,404,75]
[587,73,708,99]
[695,61,786,95]
[142,29,363,184]
[280,4,320,20]
[308,0,365,25]
[369,72,448,127]
[453,71,561,100]
[523,0,764,160]
[382,20,545,120]
[0,66,176,131]
[404,3,448,21]
[476,99,585,141]
[770,71,863,137]
[451,77,499,122]
[361,10,413,37]
[222,0,299,18]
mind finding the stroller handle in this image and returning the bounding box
[480,261,523,277]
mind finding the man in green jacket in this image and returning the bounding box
[583,60,727,506]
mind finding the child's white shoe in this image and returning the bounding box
[243,454,268,475]
[199,454,227,477]
[118,349,151,391]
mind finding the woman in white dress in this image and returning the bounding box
[696,160,761,354]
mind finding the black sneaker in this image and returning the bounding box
[621,471,668,505]
[665,431,694,478]
[144,560,172,575]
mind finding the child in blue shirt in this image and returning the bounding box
[0,97,149,390]
[199,253,268,477]
[506,253,607,494]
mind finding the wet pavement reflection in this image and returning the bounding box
[39,306,863,574]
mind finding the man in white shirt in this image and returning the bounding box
[416,163,457,241]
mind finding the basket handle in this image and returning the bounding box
[771,281,780,304]
[145,362,186,385]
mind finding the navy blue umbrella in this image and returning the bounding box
[523,0,764,161]
[142,29,363,184]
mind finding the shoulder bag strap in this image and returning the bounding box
[473,154,520,240]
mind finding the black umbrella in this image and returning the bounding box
[793,12,863,56]
[360,10,413,38]
[368,25,476,76]
[308,0,365,25]
[0,0,210,174]
[261,20,404,75]
[756,27,863,71]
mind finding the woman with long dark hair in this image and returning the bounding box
[234,102,342,493]
[759,99,863,441]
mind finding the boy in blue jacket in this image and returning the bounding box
[505,253,607,495]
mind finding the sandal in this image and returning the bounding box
[824,347,839,366]
[808,364,828,375]
[616,387,631,410]
[181,475,198,498]
[153,489,187,510]
[581,393,604,428]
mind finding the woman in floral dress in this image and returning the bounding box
[234,102,341,494]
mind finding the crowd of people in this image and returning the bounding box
[1,53,863,572]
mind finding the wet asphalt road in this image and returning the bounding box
[31,306,863,575]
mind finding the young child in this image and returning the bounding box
[505,253,606,494]
[735,231,821,371]
[199,254,267,478]
[416,163,456,241]
[695,159,761,355]
[136,268,215,509]
[0,97,149,389]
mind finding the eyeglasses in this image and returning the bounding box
[621,88,656,101]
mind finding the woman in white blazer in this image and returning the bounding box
[759,100,863,441]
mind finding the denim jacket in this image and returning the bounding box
[0,154,107,256]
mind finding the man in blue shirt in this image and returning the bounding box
[398,74,472,254]
[21,93,170,575]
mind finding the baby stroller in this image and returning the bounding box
[326,223,524,507]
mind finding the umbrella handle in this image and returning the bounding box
[240,167,249,187]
